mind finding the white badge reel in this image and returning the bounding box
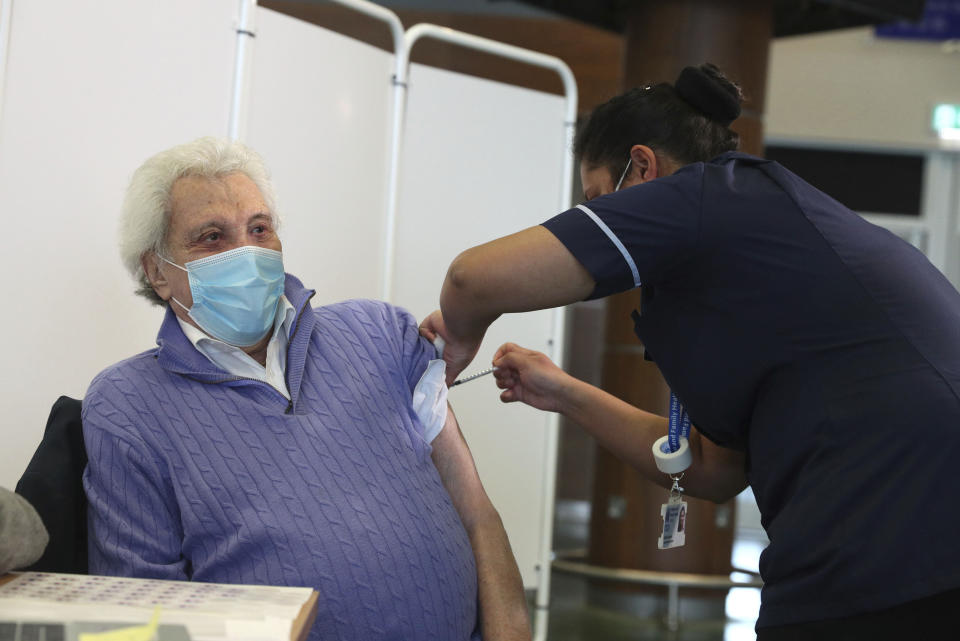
[652,436,692,475]
[653,436,691,549]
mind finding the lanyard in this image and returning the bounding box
[666,391,691,453]
[657,392,691,550]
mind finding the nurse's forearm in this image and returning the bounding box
[557,378,747,503]
[558,378,668,482]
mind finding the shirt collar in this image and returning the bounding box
[154,273,316,410]
[175,295,297,362]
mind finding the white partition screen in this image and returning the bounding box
[393,63,568,587]
[0,0,238,489]
[0,1,575,602]
[242,7,393,305]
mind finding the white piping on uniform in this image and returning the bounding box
[576,204,641,288]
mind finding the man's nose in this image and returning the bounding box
[225,236,257,250]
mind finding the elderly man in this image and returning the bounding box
[82,138,529,641]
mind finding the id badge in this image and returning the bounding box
[658,494,687,550]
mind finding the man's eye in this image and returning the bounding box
[252,225,265,234]
[201,232,221,243]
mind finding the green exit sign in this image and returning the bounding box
[933,104,960,140]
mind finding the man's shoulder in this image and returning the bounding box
[312,298,417,334]
[87,348,162,399]
[83,349,168,444]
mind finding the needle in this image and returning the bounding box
[451,367,497,387]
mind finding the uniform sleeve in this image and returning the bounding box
[542,164,704,299]
[82,390,188,580]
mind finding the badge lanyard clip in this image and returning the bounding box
[669,473,684,497]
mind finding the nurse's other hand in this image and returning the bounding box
[420,310,482,385]
[492,343,571,413]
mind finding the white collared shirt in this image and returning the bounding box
[176,296,297,400]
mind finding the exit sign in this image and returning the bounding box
[933,103,960,140]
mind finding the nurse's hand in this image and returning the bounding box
[492,343,573,413]
[420,310,482,385]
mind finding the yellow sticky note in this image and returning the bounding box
[79,608,162,641]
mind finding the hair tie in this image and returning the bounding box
[675,66,741,126]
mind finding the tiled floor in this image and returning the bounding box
[542,495,765,640]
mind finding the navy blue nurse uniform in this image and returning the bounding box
[542,151,960,627]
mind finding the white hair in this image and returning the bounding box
[119,136,280,304]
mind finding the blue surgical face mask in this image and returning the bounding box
[160,246,285,347]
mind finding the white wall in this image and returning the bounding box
[766,27,960,149]
[0,0,238,490]
[242,7,393,305]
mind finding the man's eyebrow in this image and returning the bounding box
[248,212,273,224]
[183,213,272,237]
[184,219,227,237]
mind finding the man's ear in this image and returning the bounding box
[628,145,660,184]
[141,251,171,301]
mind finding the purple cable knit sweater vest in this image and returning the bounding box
[82,275,480,641]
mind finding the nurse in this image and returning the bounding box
[421,64,960,638]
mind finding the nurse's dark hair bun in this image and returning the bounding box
[675,63,742,126]
[575,62,741,172]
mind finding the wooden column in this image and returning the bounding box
[588,0,772,616]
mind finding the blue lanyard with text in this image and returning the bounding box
[656,391,691,549]
[666,391,691,453]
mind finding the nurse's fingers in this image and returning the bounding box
[494,371,516,389]
[419,309,446,337]
[492,343,515,362]
[500,388,519,403]
[492,342,540,365]
[493,348,546,374]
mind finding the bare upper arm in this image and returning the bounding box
[443,225,596,315]
[430,404,497,532]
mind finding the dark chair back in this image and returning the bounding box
[16,396,87,573]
